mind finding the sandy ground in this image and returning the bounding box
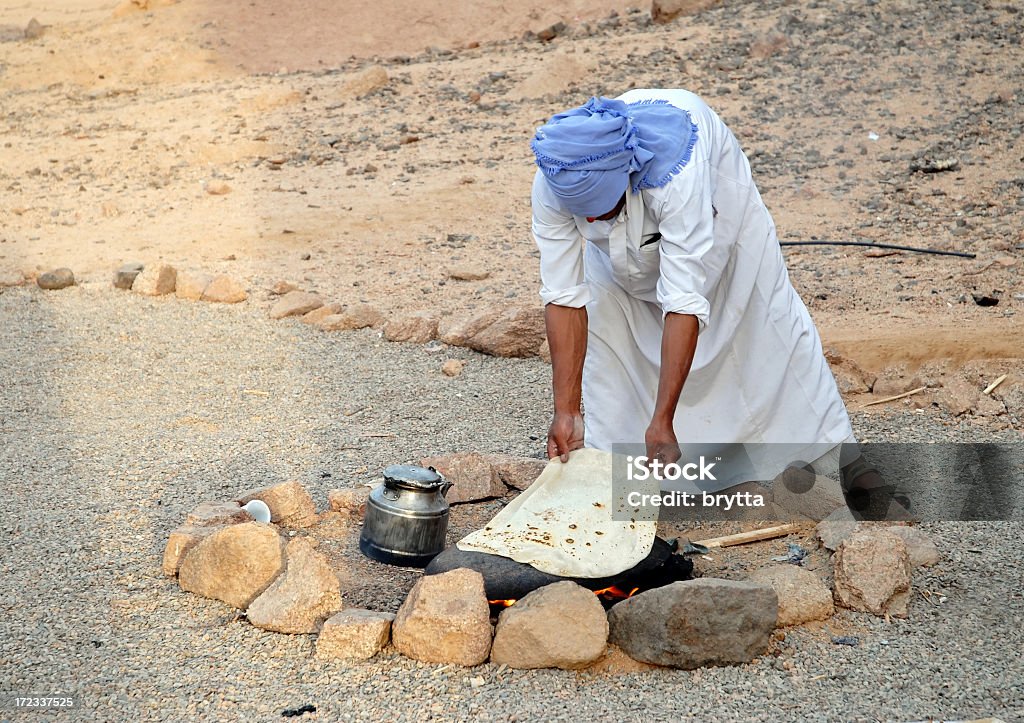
[1,287,1021,722]
[1,0,1022,404]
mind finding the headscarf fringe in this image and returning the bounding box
[631,113,699,191]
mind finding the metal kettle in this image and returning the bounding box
[359,464,453,567]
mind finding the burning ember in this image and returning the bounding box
[490,585,640,610]
[593,585,640,600]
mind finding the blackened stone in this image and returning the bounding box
[113,262,144,290]
[425,537,689,601]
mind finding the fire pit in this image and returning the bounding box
[424,536,693,609]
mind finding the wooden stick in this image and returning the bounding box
[983,374,1007,395]
[693,523,799,549]
[862,386,927,408]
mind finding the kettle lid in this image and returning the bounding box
[383,464,445,491]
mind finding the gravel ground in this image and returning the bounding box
[1,285,1022,723]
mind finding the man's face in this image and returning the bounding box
[585,193,627,223]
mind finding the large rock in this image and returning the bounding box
[300,302,343,325]
[440,308,502,346]
[886,525,940,568]
[392,568,493,666]
[237,480,318,528]
[162,524,217,577]
[833,528,912,617]
[823,348,872,395]
[832,367,871,395]
[269,291,323,319]
[815,514,860,551]
[132,263,177,295]
[936,377,980,417]
[178,523,285,608]
[993,381,1024,416]
[37,268,75,290]
[202,275,248,303]
[974,393,1006,417]
[484,454,548,491]
[316,609,395,660]
[112,262,143,290]
[185,501,253,527]
[490,581,608,669]
[651,0,722,24]
[383,313,439,343]
[747,565,834,627]
[608,578,777,669]
[475,307,544,358]
[247,537,342,633]
[316,303,384,331]
[342,65,389,99]
[327,487,370,519]
[871,365,923,397]
[270,280,298,296]
[419,452,505,504]
[174,270,212,300]
[441,306,545,358]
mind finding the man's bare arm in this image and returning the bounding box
[545,304,588,461]
[645,312,699,462]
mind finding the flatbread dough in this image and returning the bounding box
[456,448,658,578]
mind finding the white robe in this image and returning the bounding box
[532,89,853,481]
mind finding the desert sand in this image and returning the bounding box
[1,0,1022,416]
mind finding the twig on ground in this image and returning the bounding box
[693,523,799,548]
[862,386,927,408]
[983,374,1007,395]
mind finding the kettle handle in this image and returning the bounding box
[430,467,454,497]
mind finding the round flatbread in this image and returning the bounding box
[457,448,657,578]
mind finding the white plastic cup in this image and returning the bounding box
[242,500,271,524]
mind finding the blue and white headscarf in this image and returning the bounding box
[531,96,698,217]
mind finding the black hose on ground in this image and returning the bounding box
[779,240,976,258]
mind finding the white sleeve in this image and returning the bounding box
[650,162,714,332]
[531,171,592,308]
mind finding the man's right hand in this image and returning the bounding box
[547,411,585,462]
[543,303,588,462]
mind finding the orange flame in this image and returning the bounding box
[490,586,639,608]
[593,585,640,600]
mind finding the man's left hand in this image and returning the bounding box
[645,421,681,465]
